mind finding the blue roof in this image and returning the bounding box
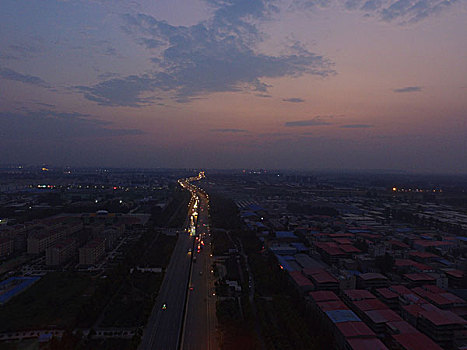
[241,211,257,218]
[276,231,297,239]
[246,204,264,211]
[39,333,53,342]
[0,276,40,304]
[282,255,296,261]
[396,228,412,233]
[437,259,453,266]
[346,270,362,276]
[456,236,467,242]
[325,310,361,323]
[291,242,308,251]
[276,255,299,271]
[348,229,370,233]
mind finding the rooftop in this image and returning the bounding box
[392,332,444,350]
[346,337,388,350]
[309,290,340,302]
[375,288,398,299]
[326,309,361,323]
[365,309,403,324]
[420,309,467,326]
[336,321,375,338]
[344,289,377,301]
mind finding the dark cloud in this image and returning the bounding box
[210,128,248,133]
[74,75,167,107]
[139,38,166,49]
[285,116,333,127]
[393,86,422,93]
[34,102,56,108]
[283,97,305,103]
[0,43,42,61]
[301,0,457,23]
[76,1,334,106]
[0,109,143,139]
[340,124,374,128]
[0,67,49,87]
[97,72,120,80]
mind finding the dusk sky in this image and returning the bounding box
[1,0,466,173]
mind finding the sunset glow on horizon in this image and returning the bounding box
[1,0,466,173]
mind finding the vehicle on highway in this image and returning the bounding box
[162,303,167,310]
[199,271,203,275]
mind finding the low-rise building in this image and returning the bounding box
[79,238,105,265]
[45,238,77,265]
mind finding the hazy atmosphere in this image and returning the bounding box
[1,0,466,172]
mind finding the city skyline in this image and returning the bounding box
[1,0,466,173]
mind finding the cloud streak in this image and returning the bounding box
[0,67,49,87]
[210,128,248,133]
[285,116,333,127]
[299,0,458,23]
[340,124,374,128]
[283,97,305,103]
[393,86,422,93]
[0,109,143,139]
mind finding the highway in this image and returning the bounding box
[139,172,218,350]
[181,191,218,350]
[138,232,193,350]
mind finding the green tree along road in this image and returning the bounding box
[208,193,334,350]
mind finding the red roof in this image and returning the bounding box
[288,271,314,288]
[347,337,388,350]
[333,238,353,245]
[329,233,355,238]
[359,273,388,281]
[309,290,340,302]
[420,309,467,326]
[392,332,443,350]
[390,285,412,296]
[411,287,461,306]
[386,320,418,334]
[318,300,349,312]
[344,289,376,301]
[375,288,398,299]
[365,309,402,324]
[401,303,438,318]
[323,246,346,256]
[358,233,380,240]
[403,273,436,282]
[413,240,452,247]
[353,299,389,311]
[409,251,438,259]
[445,269,464,278]
[340,245,361,253]
[303,268,338,284]
[337,321,375,338]
[422,285,445,293]
[395,259,432,271]
[388,240,410,249]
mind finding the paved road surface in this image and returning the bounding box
[182,192,218,350]
[140,173,217,350]
[139,233,193,350]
